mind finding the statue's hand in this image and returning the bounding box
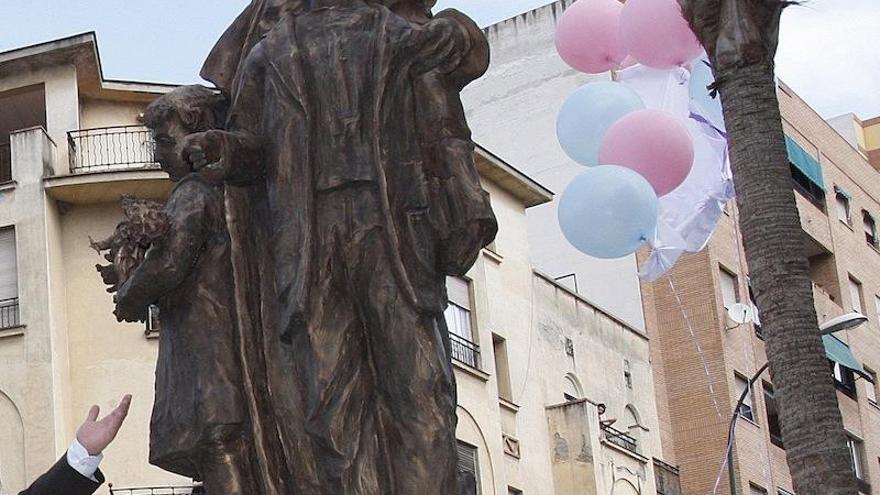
[113,287,148,323]
[181,131,223,170]
[96,264,119,293]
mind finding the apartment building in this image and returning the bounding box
[0,32,675,495]
[641,82,880,495]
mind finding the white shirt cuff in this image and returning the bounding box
[66,438,103,482]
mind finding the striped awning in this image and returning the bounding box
[823,334,864,375]
[785,136,825,192]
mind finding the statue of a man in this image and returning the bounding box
[191,1,495,493]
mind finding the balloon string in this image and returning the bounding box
[667,276,726,421]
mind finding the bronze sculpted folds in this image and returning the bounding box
[96,1,495,494]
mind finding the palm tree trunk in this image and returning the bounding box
[717,63,857,495]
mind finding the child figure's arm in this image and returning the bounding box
[114,182,209,323]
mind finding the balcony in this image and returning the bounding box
[109,485,204,495]
[67,125,158,174]
[0,143,10,183]
[0,297,20,329]
[449,332,481,370]
[45,126,170,205]
[601,422,639,454]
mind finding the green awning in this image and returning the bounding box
[786,136,825,191]
[834,185,852,200]
[823,334,864,374]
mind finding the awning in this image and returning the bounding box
[786,136,825,191]
[834,185,852,200]
[823,334,865,375]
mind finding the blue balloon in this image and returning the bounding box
[556,81,645,167]
[558,165,658,259]
[689,58,726,131]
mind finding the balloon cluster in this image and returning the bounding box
[554,0,706,259]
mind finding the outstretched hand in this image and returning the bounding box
[76,395,133,456]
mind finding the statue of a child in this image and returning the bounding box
[101,85,257,494]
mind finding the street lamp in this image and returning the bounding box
[724,314,867,495]
[819,312,868,335]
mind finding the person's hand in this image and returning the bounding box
[76,395,133,456]
[181,131,223,170]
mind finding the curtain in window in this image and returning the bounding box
[0,228,18,302]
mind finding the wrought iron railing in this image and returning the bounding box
[0,143,11,183]
[449,332,481,370]
[68,126,159,173]
[0,297,20,329]
[601,423,638,454]
[108,484,204,495]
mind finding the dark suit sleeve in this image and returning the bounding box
[19,456,104,495]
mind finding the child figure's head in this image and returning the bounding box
[142,85,227,181]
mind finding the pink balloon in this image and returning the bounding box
[556,0,628,74]
[620,0,703,69]
[599,110,694,196]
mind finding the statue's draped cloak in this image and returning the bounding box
[201,3,496,493]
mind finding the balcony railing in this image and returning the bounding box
[0,297,20,329]
[601,423,638,454]
[108,485,204,495]
[0,143,11,183]
[68,126,159,174]
[449,332,481,370]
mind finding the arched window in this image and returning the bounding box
[0,390,25,493]
[563,373,584,402]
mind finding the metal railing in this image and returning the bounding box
[0,143,11,183]
[601,423,638,454]
[109,485,204,495]
[0,297,20,329]
[449,332,481,370]
[68,125,159,174]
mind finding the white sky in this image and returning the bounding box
[0,0,878,118]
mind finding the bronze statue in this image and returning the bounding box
[97,86,258,494]
[95,1,494,493]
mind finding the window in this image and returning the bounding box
[508,488,523,495]
[749,483,768,495]
[145,304,161,338]
[849,276,865,314]
[749,282,763,339]
[735,373,756,422]
[847,435,867,484]
[836,187,851,224]
[563,374,582,402]
[787,136,826,208]
[875,295,880,325]
[493,334,513,402]
[457,441,481,495]
[777,489,795,495]
[763,381,784,449]
[0,227,19,329]
[864,210,878,247]
[720,268,739,310]
[624,360,633,390]
[832,361,858,399]
[864,367,878,405]
[445,277,480,369]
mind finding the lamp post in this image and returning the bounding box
[726,313,867,495]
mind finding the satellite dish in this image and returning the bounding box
[727,303,754,325]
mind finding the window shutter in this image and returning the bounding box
[447,277,472,310]
[457,442,480,495]
[849,277,863,313]
[719,270,738,309]
[0,228,18,301]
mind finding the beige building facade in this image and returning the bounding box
[0,33,676,495]
[642,83,880,495]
